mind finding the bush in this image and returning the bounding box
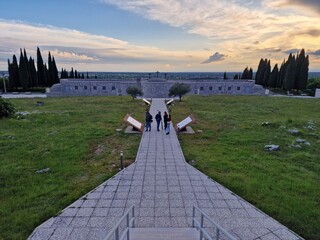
[0,98,15,118]
[126,86,143,99]
[307,78,320,96]
[168,82,191,101]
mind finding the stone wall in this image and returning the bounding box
[48,78,265,97]
[49,79,140,97]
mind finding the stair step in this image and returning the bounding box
[130,228,199,240]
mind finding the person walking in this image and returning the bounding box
[163,111,168,132]
[155,111,162,131]
[145,111,153,131]
[166,113,171,135]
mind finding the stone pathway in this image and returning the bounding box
[29,99,302,240]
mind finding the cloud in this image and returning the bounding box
[284,49,301,54]
[0,19,213,71]
[309,49,320,56]
[50,49,98,61]
[100,0,264,39]
[99,0,320,70]
[263,0,320,14]
[296,29,320,37]
[201,52,226,64]
[264,48,282,53]
[100,0,320,41]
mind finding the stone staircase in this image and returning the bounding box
[130,228,199,240]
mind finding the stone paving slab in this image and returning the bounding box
[28,98,303,240]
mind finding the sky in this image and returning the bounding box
[0,0,320,72]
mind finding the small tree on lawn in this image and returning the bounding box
[0,98,15,119]
[126,86,143,99]
[168,82,191,101]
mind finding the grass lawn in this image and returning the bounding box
[172,95,320,240]
[0,96,145,240]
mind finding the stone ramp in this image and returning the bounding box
[28,98,302,240]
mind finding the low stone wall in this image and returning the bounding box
[48,78,264,97]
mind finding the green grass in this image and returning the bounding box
[0,96,145,240]
[1,95,320,239]
[172,95,320,240]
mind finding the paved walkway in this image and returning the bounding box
[29,99,302,240]
[0,93,47,98]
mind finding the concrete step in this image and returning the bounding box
[130,228,199,240]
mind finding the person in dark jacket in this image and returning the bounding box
[163,111,168,132]
[155,111,162,131]
[145,111,152,131]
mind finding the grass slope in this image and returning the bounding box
[0,96,145,240]
[172,95,320,240]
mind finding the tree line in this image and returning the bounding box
[255,49,309,91]
[223,67,253,80]
[7,47,59,90]
[7,47,82,91]
[60,68,86,79]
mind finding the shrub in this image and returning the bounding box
[168,82,191,101]
[307,78,320,96]
[126,86,143,99]
[0,98,15,118]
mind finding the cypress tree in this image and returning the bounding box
[37,47,46,86]
[277,60,286,88]
[8,55,20,89]
[255,59,264,85]
[51,57,59,83]
[61,68,68,79]
[223,72,227,79]
[60,68,64,79]
[241,67,249,79]
[262,60,271,87]
[295,49,304,90]
[70,68,74,78]
[268,64,279,88]
[44,63,49,85]
[47,52,53,85]
[283,54,296,91]
[19,49,29,90]
[249,68,253,79]
[75,70,78,79]
[29,57,38,88]
[297,55,309,91]
[23,49,32,88]
[241,67,253,79]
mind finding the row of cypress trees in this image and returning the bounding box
[7,47,59,90]
[255,49,309,91]
[60,68,85,79]
[241,67,253,79]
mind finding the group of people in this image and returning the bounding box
[145,110,171,135]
